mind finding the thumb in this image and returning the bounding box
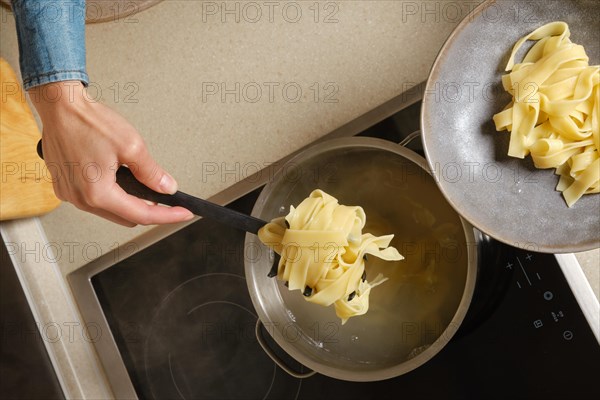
[124,145,179,195]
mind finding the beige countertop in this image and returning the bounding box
[1,1,598,398]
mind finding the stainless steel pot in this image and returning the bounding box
[244,137,478,381]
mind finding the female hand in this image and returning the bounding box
[29,81,194,227]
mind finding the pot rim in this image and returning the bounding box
[245,136,478,381]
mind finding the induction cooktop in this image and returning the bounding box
[69,88,600,400]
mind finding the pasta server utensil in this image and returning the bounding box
[36,139,267,234]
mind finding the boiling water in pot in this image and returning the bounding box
[264,147,469,368]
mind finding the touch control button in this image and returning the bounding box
[563,330,574,341]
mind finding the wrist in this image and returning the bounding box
[28,81,89,120]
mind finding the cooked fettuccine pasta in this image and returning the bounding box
[493,21,599,206]
[258,190,403,324]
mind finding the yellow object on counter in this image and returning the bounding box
[0,58,60,220]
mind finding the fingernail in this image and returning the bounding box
[183,212,195,221]
[159,173,178,194]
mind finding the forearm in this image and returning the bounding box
[11,0,88,90]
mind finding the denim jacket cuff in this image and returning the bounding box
[23,70,89,91]
[11,0,88,91]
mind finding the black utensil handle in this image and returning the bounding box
[36,139,266,234]
[116,168,266,234]
[36,138,44,159]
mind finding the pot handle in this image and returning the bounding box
[399,130,421,147]
[255,319,316,379]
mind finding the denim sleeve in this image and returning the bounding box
[11,0,88,90]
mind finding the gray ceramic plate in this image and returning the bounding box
[421,0,600,253]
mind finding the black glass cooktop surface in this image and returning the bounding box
[92,101,599,399]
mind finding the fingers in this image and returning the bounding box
[86,207,137,227]
[101,182,194,225]
[62,182,193,227]
[123,139,178,195]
